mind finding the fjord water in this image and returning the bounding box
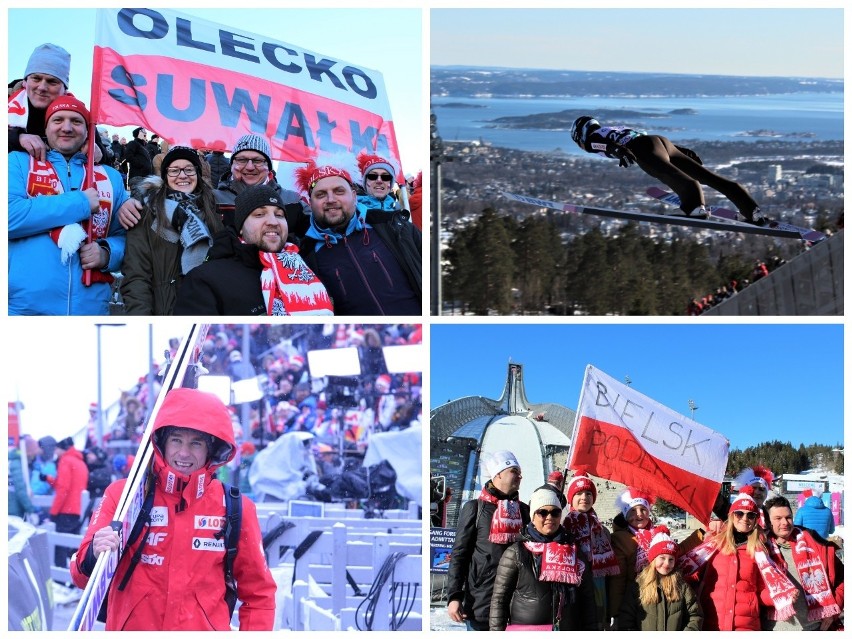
[431,93,843,154]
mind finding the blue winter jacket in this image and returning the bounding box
[9,149,128,315]
[793,496,835,538]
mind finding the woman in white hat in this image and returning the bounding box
[490,485,597,631]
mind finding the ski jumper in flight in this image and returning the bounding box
[570,116,763,224]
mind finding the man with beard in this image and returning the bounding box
[295,162,421,315]
[174,184,333,315]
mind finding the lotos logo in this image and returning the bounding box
[195,515,225,530]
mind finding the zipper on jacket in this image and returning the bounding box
[343,237,385,314]
[371,250,394,287]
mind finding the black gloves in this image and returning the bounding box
[611,145,636,168]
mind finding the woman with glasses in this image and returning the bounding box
[490,485,596,631]
[679,485,798,630]
[120,145,222,314]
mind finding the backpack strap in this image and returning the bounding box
[116,479,157,592]
[217,484,242,617]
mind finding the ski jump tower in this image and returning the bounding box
[430,362,574,529]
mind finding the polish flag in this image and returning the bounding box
[568,365,729,525]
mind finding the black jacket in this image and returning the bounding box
[446,483,530,628]
[300,209,422,316]
[173,228,268,315]
[490,526,597,630]
[124,138,153,179]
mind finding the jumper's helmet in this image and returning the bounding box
[571,115,599,147]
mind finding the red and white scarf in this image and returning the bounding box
[9,88,29,128]
[523,540,584,585]
[678,531,797,621]
[768,528,841,621]
[257,243,334,316]
[478,487,522,544]
[563,509,619,577]
[26,156,114,284]
[633,525,666,573]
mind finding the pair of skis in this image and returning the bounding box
[502,189,825,242]
[68,324,210,631]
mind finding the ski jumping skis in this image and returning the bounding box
[646,186,826,243]
[502,191,804,239]
[68,324,210,631]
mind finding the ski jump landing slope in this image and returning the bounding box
[704,230,843,316]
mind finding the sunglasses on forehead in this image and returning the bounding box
[366,172,393,182]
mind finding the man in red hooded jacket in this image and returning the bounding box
[50,436,89,567]
[70,388,276,630]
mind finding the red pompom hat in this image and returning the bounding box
[648,532,679,562]
[730,484,759,513]
[356,150,397,189]
[566,472,597,505]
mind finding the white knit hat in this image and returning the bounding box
[529,486,562,514]
[483,450,520,479]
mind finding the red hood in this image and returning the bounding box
[151,388,235,471]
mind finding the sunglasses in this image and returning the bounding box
[733,511,758,521]
[366,172,393,182]
[535,508,562,519]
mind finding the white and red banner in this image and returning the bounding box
[91,9,401,168]
[568,365,729,525]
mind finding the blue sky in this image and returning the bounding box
[430,324,843,451]
[431,8,844,79]
[7,8,423,176]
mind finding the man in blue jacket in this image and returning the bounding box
[793,487,835,539]
[9,96,127,315]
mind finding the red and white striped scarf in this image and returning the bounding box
[26,156,114,284]
[9,88,29,128]
[256,243,334,316]
[768,528,841,621]
[563,509,619,577]
[478,487,522,544]
[523,540,584,585]
[678,530,797,621]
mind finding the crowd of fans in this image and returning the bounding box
[10,324,422,529]
[686,258,787,315]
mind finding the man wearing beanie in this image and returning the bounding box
[446,450,530,630]
[294,161,421,315]
[49,435,88,567]
[9,43,70,160]
[213,133,309,234]
[356,150,400,211]
[175,183,333,315]
[9,95,128,315]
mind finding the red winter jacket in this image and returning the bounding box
[71,388,276,630]
[49,447,88,517]
[699,544,775,630]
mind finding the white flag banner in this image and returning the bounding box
[569,365,729,524]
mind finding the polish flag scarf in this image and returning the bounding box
[26,156,114,284]
[633,525,668,573]
[678,531,797,621]
[9,88,29,128]
[767,529,841,621]
[256,243,334,316]
[478,487,522,544]
[563,510,619,577]
[523,537,584,585]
